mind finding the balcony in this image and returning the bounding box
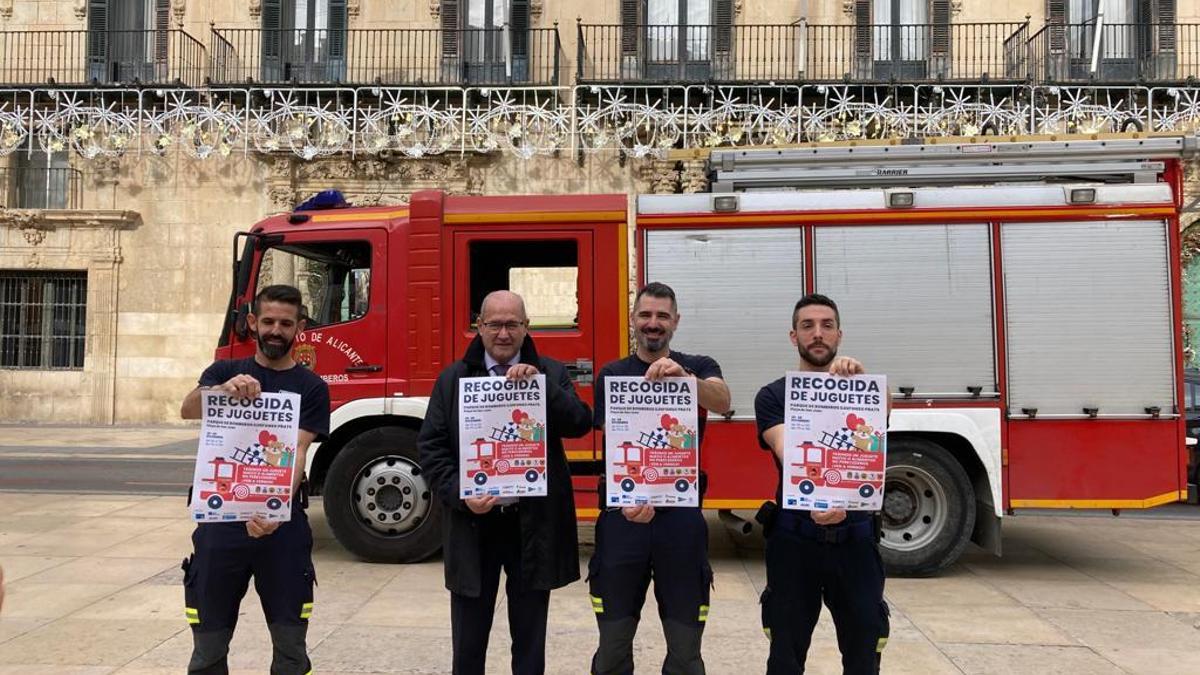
[1,167,82,210]
[209,27,562,86]
[1028,22,1197,82]
[0,29,206,87]
[578,22,1028,83]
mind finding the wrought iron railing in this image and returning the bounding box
[209,27,561,86]
[0,29,206,86]
[578,22,1028,83]
[1029,22,1199,82]
[0,166,82,210]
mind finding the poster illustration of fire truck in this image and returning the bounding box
[603,376,699,507]
[458,374,548,498]
[190,391,300,522]
[783,372,888,511]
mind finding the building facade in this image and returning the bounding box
[2,0,1200,423]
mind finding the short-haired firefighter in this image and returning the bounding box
[179,284,330,675]
[754,293,890,675]
[589,282,731,674]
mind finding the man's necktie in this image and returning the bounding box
[491,364,510,376]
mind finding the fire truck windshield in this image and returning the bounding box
[806,447,822,463]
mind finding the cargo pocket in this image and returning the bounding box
[876,600,890,658]
[586,555,604,617]
[759,587,773,642]
[300,565,316,621]
[181,555,200,627]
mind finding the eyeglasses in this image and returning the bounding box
[480,320,527,333]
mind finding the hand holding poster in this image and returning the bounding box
[459,374,548,498]
[782,372,888,511]
[604,376,700,507]
[191,391,300,522]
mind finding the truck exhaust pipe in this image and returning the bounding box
[718,509,753,536]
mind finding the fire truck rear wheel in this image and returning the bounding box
[880,438,975,577]
[324,426,442,564]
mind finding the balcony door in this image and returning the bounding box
[86,0,168,83]
[261,0,347,83]
[442,0,532,84]
[645,0,713,80]
[872,0,929,79]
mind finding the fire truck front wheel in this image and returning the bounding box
[880,438,975,578]
[323,426,443,564]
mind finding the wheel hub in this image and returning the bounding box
[351,455,432,536]
[879,465,948,553]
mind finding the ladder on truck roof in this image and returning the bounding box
[707,135,1199,192]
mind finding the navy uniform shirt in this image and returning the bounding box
[595,351,723,504]
[198,357,331,443]
[755,376,871,524]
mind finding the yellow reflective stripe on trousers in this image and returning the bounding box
[698,604,709,622]
[589,594,604,614]
[185,607,199,624]
[300,602,314,619]
[763,627,772,641]
[877,637,888,652]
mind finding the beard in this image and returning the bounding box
[257,332,293,361]
[798,341,837,368]
[637,326,672,353]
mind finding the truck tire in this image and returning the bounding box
[323,426,443,563]
[880,438,975,577]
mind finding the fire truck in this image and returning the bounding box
[465,437,546,486]
[213,134,1192,575]
[198,456,291,512]
[612,440,699,494]
[791,441,884,499]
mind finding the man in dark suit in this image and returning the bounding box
[419,290,592,675]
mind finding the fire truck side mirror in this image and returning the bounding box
[234,302,252,340]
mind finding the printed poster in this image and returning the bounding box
[604,376,700,507]
[191,391,300,522]
[459,375,548,498]
[783,372,888,511]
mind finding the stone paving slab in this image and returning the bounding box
[3,491,1200,673]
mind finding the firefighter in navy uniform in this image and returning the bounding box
[589,282,732,675]
[179,285,331,675]
[754,293,889,675]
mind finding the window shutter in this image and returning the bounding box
[1047,0,1065,53]
[87,0,109,70]
[328,0,347,59]
[714,0,733,54]
[931,0,950,56]
[441,0,459,57]
[621,0,640,56]
[1158,0,1176,51]
[155,0,170,63]
[511,0,530,59]
[854,0,871,58]
[262,0,283,62]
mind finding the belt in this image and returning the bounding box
[777,512,874,544]
[494,502,520,515]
